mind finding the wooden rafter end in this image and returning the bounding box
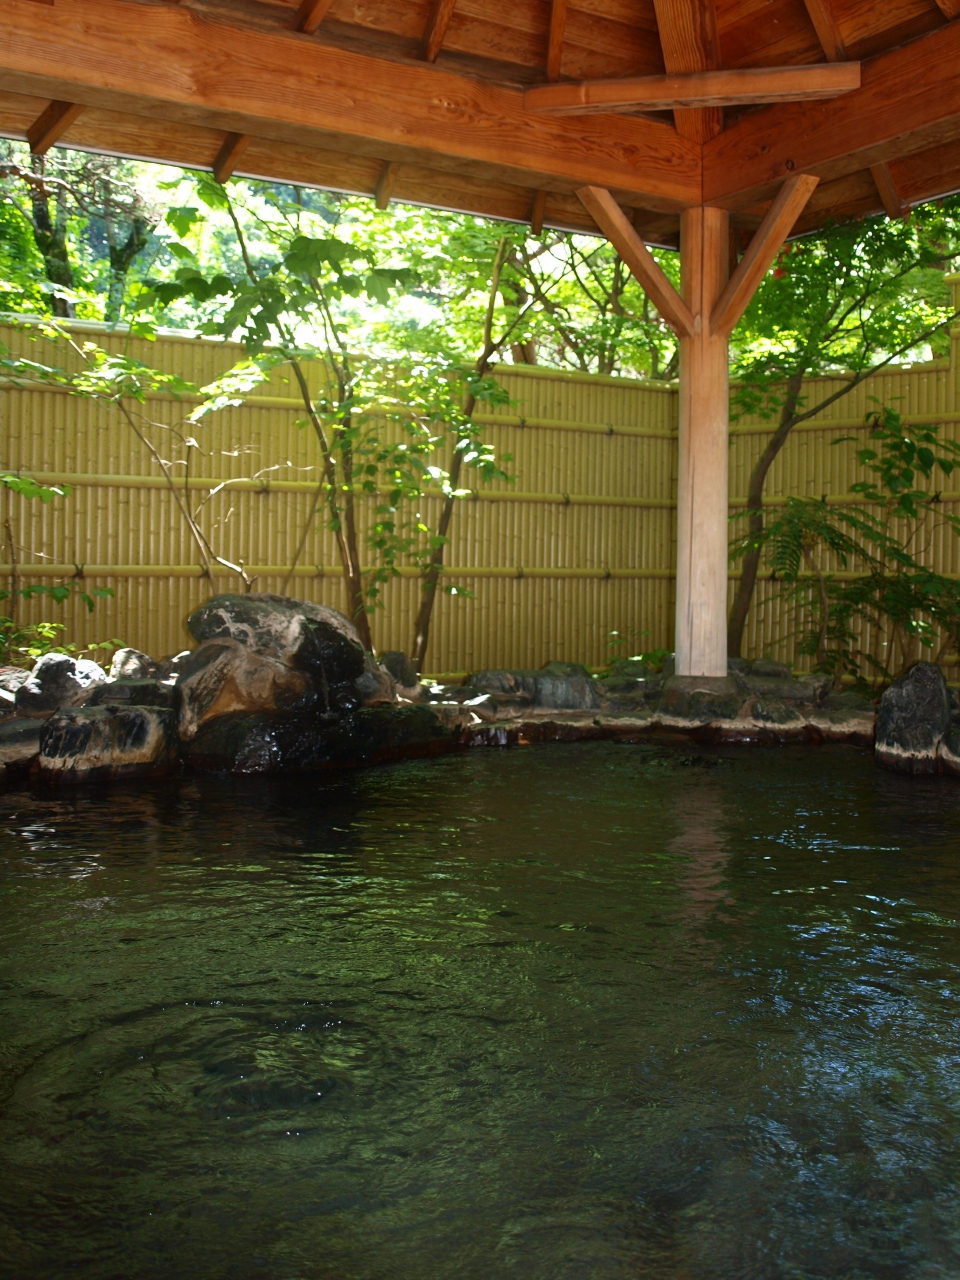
[27,99,84,155]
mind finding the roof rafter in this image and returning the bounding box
[652,0,722,144]
[26,98,83,155]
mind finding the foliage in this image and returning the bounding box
[731,407,960,685]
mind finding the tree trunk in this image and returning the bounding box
[106,215,151,323]
[29,164,74,318]
[727,371,805,658]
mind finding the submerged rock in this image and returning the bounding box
[15,653,107,717]
[875,662,951,774]
[182,704,451,774]
[109,647,158,680]
[38,705,178,781]
[174,639,317,741]
[187,593,364,712]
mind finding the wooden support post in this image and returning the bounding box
[675,206,730,677]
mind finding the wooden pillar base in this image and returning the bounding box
[675,205,730,677]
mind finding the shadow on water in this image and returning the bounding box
[3,742,960,1278]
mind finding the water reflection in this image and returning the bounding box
[2,743,960,1279]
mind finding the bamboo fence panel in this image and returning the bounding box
[1,281,959,676]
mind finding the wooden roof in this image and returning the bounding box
[1,0,959,246]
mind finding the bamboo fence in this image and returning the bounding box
[1,279,959,676]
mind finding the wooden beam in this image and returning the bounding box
[545,0,567,82]
[530,189,546,235]
[525,65,861,116]
[932,0,960,18]
[801,0,847,61]
[0,0,698,210]
[704,22,960,207]
[213,131,250,183]
[869,161,903,218]
[651,0,722,144]
[26,99,83,155]
[710,173,819,337]
[421,0,457,62]
[292,0,335,35]
[374,159,398,209]
[576,185,695,338]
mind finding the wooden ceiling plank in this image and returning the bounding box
[651,0,722,143]
[374,159,399,207]
[293,0,336,35]
[710,173,819,336]
[546,0,568,80]
[801,0,848,61]
[576,184,695,336]
[213,131,251,182]
[869,160,903,217]
[26,99,83,155]
[421,0,458,61]
[704,20,960,207]
[932,0,960,17]
[524,64,861,114]
[0,0,699,209]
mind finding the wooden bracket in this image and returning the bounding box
[374,160,398,209]
[27,100,83,155]
[576,185,695,338]
[421,0,457,61]
[292,0,334,33]
[530,190,547,236]
[870,161,904,218]
[213,132,251,184]
[710,173,819,337]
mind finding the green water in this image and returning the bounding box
[2,741,960,1279]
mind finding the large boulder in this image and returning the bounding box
[875,662,951,774]
[174,639,318,741]
[15,653,107,717]
[186,593,364,712]
[109,647,158,680]
[0,667,29,715]
[182,704,451,774]
[38,705,178,782]
[659,675,742,723]
[88,679,176,709]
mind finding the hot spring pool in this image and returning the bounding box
[3,741,960,1279]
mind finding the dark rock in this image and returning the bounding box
[38,705,178,781]
[380,650,419,689]
[661,653,676,677]
[727,658,751,676]
[746,697,803,725]
[0,667,30,695]
[16,653,107,717]
[820,688,877,712]
[0,716,43,765]
[109,647,158,680]
[751,658,792,679]
[541,660,592,678]
[940,728,960,777]
[607,657,654,680]
[88,679,176,709]
[182,704,451,774]
[875,662,951,774]
[355,655,398,706]
[467,668,599,711]
[186,593,364,712]
[157,650,192,681]
[741,674,827,703]
[174,639,318,741]
[660,675,742,723]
